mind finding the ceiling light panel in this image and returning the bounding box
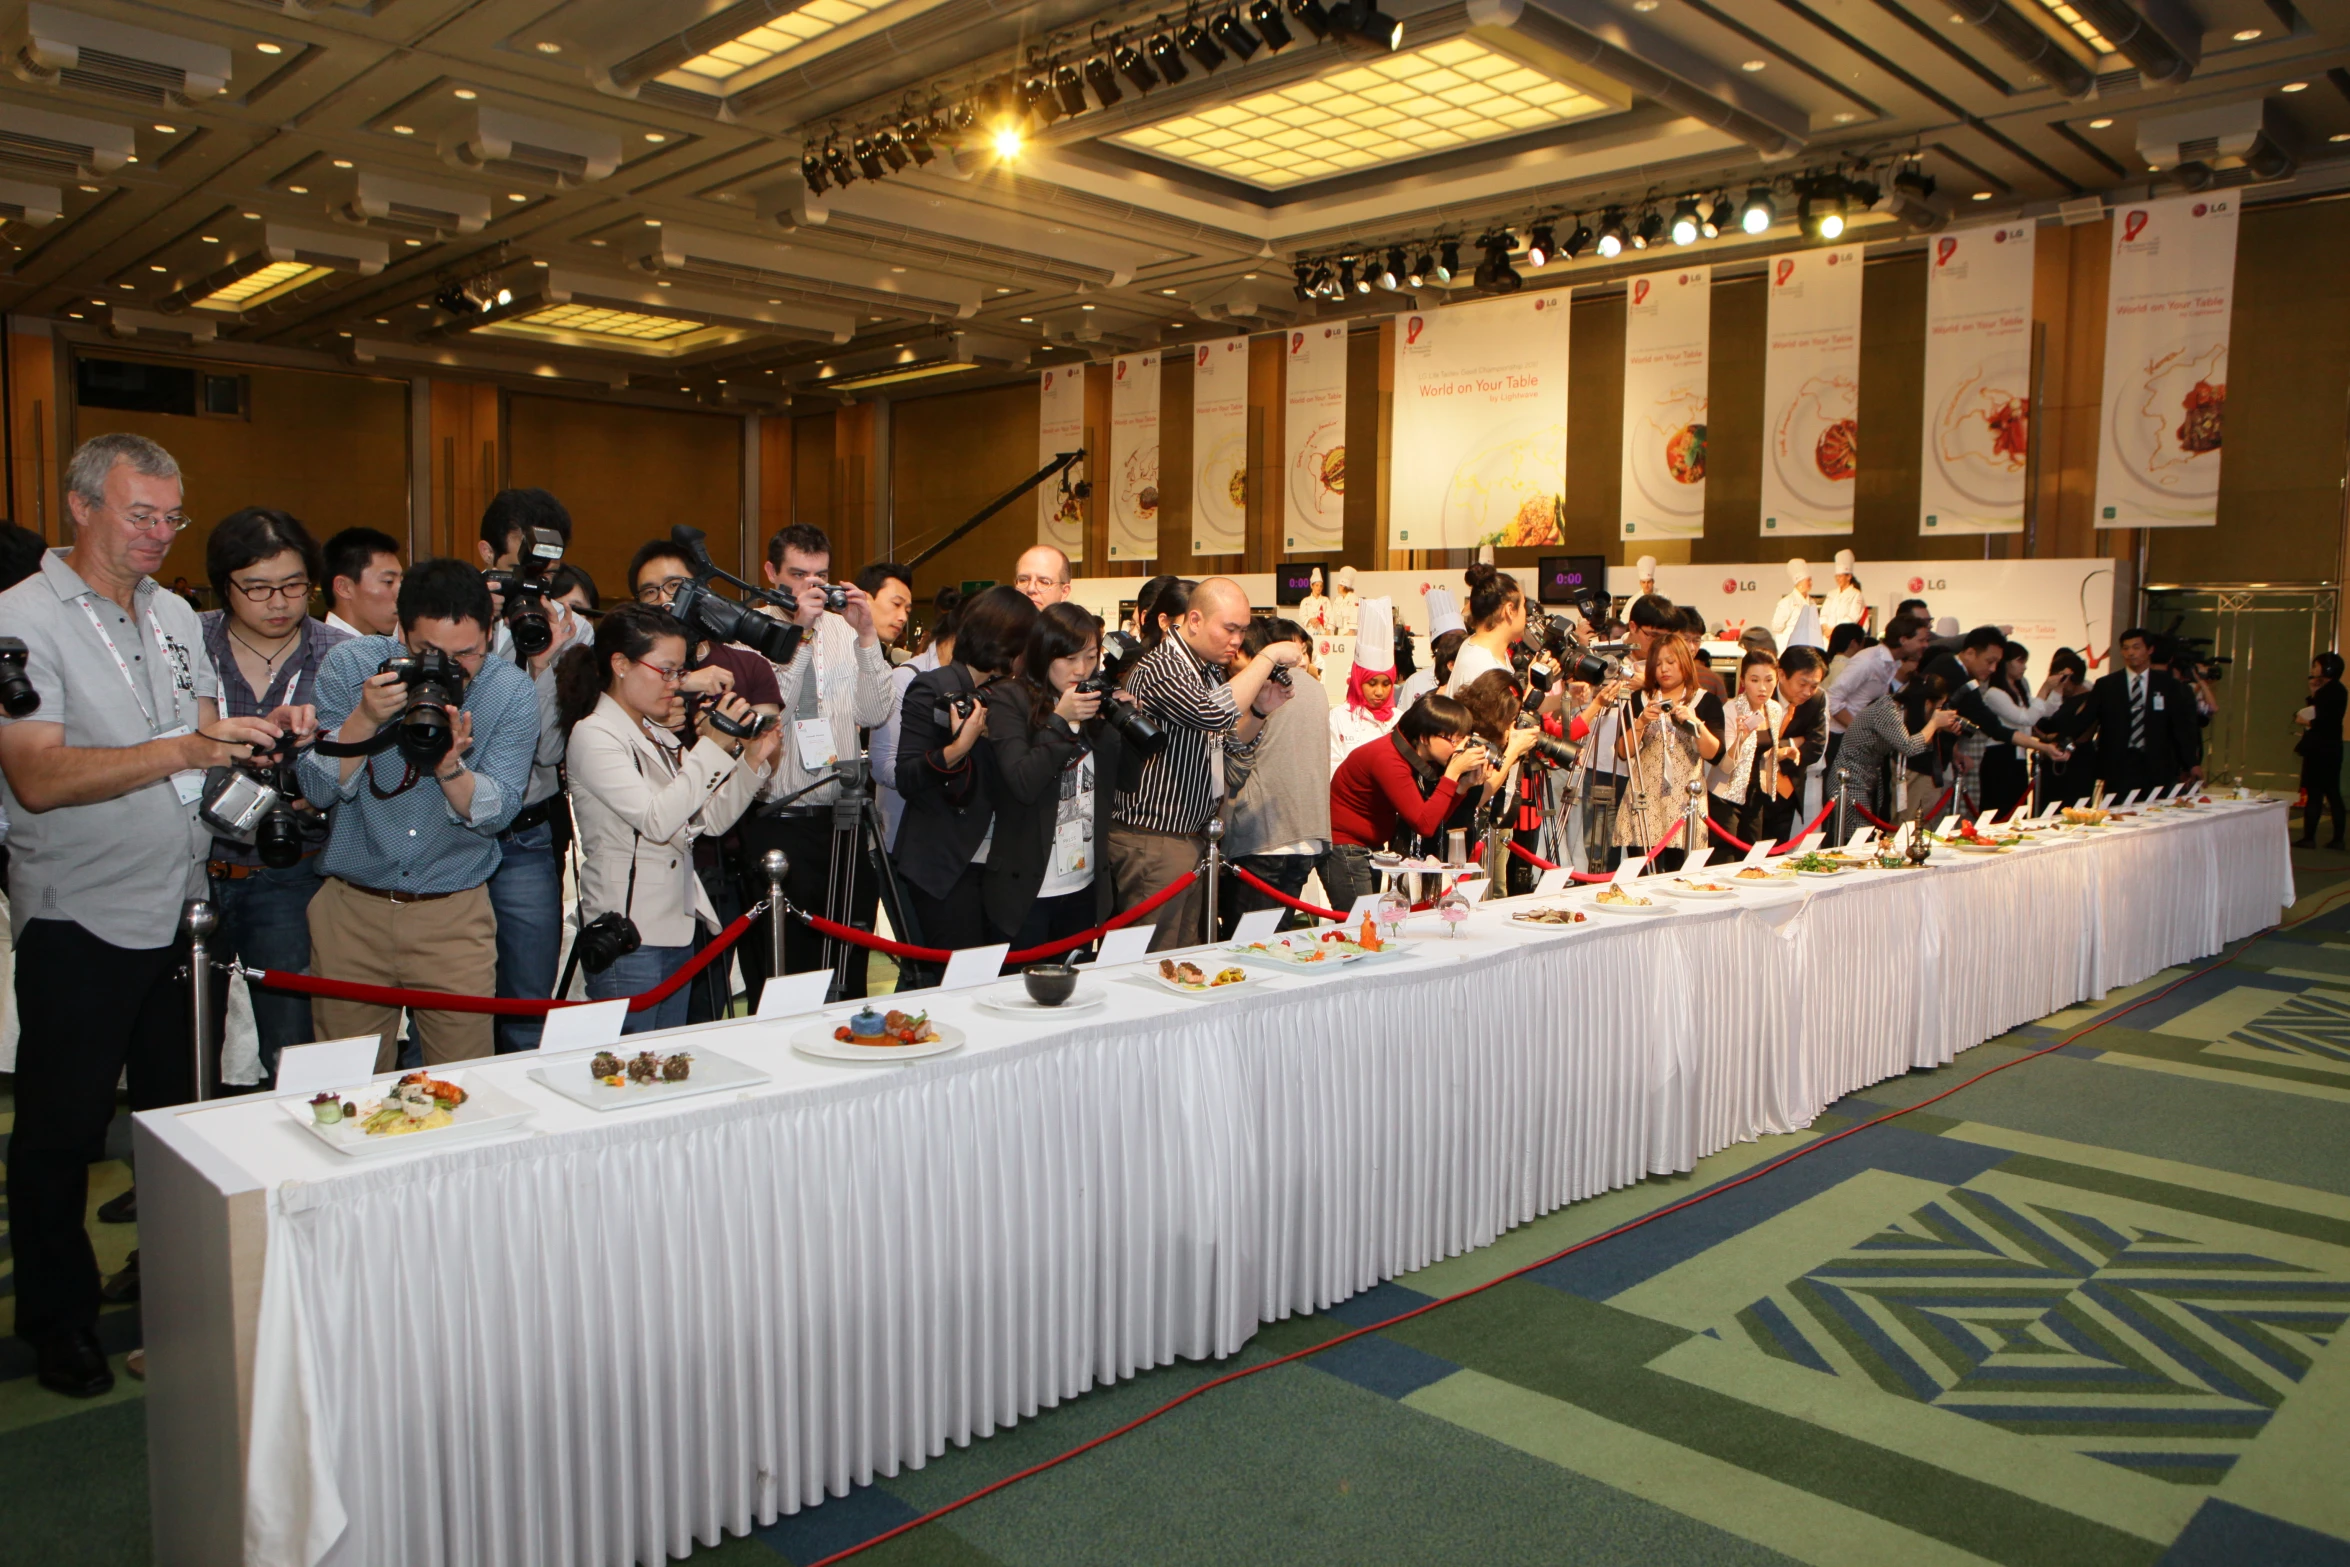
[657,0,898,94]
[509,302,700,341]
[193,259,329,310]
[2029,0,2113,55]
[1110,37,1616,189]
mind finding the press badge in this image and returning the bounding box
[158,723,204,805]
[793,718,835,771]
[2152,693,2165,712]
[1053,817,1090,877]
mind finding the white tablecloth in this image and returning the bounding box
[204,802,2289,1567]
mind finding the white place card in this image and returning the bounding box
[2117,789,2142,808]
[1453,877,1491,905]
[540,998,629,1053]
[1090,926,1156,968]
[1891,822,1915,855]
[1848,826,1878,849]
[1231,909,1284,945]
[1974,810,1998,830]
[1796,832,1825,854]
[1611,855,1649,888]
[1935,815,1959,837]
[1683,847,1718,871]
[756,971,832,1019]
[937,944,1011,992]
[1343,892,1385,922]
[1534,868,1573,896]
[1741,839,1777,866]
[273,1035,381,1095]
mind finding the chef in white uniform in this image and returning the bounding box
[1635,555,1658,600]
[1770,559,1813,649]
[1396,582,1464,711]
[1821,548,1867,634]
[1329,596,1400,765]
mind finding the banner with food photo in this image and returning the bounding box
[1919,222,2035,535]
[1107,350,1160,562]
[1038,365,1086,561]
[1759,246,1864,536]
[2095,193,2239,528]
[1191,336,1250,556]
[1283,322,1349,551]
[1619,266,1711,541]
[1386,294,1569,551]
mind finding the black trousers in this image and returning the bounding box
[735,811,856,997]
[895,861,999,989]
[1220,851,1318,937]
[2300,748,2344,844]
[7,918,195,1342]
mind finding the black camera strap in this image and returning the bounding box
[311,730,400,759]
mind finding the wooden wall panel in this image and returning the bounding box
[2035,219,2112,562]
[505,393,741,605]
[7,326,57,539]
[832,400,876,584]
[428,379,498,562]
[1694,276,1766,565]
[1551,293,1626,564]
[887,377,1042,600]
[1341,325,1382,566]
[1247,333,1283,572]
[757,414,793,556]
[1157,347,1194,574]
[790,411,835,550]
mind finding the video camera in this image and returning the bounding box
[199,732,306,868]
[1573,642,1633,688]
[377,648,471,768]
[482,527,566,659]
[0,636,39,716]
[703,703,777,742]
[662,525,805,666]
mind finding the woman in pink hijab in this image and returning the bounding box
[1329,595,1400,767]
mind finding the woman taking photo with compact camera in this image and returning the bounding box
[1616,634,1724,870]
[983,601,1142,955]
[895,585,1037,965]
[558,603,778,1032]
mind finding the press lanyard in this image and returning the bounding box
[76,593,185,734]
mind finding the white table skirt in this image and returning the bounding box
[207,803,2290,1567]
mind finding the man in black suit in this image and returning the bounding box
[2296,651,2346,848]
[2079,628,2202,797]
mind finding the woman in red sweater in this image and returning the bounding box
[1324,692,1485,911]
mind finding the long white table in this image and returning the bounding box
[134,801,2294,1567]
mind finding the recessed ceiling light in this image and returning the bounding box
[1633,0,1658,8]
[995,286,1012,293]
[889,265,905,273]
[241,210,259,218]
[79,183,98,193]
[67,312,81,319]
[1741,58,1766,70]
[643,218,661,226]
[533,259,548,266]
[2089,117,2113,128]
[2334,132,2350,143]
[536,41,562,53]
[1243,272,1258,279]
[507,192,527,201]
[1162,288,1179,295]
[405,238,422,246]
[255,41,282,54]
[453,88,476,100]
[1972,190,1992,200]
[656,280,671,287]
[1080,303,1096,310]
[338,331,351,337]
[2282,80,2308,91]
[148,264,165,272]
[374,317,389,324]
[1019,316,1034,322]
[767,297,780,303]
[117,282,133,289]
[124,155,137,163]
[1832,111,1855,122]
[1949,10,1963,19]
[590,238,607,246]
[643,132,666,143]
[332,158,353,168]
[153,123,176,134]
[391,125,414,135]
[201,234,218,243]
[287,184,308,194]
[2232,27,2260,40]
[870,315,884,321]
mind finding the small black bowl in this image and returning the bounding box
[1023,963,1079,1006]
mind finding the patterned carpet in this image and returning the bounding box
[6,842,2349,1567]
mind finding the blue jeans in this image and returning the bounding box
[585,943,694,1035]
[211,856,324,1083]
[488,820,563,1054]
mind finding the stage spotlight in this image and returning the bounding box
[1294,261,1316,300]
[1596,209,1627,258]
[1893,164,1936,200]
[1633,209,1662,249]
[1249,0,1295,49]
[1330,0,1403,48]
[1022,74,1060,126]
[1408,250,1432,287]
[1375,247,1404,289]
[1177,20,1225,71]
[801,152,829,193]
[1473,234,1520,293]
[1115,42,1159,93]
[1287,0,1334,39]
[1353,258,1373,293]
[1337,258,1358,294]
[992,124,1025,159]
[901,118,936,164]
[1563,217,1592,259]
[852,137,885,179]
[1844,172,1881,209]
[1799,184,1844,240]
[1147,30,1189,83]
[1307,262,1333,296]
[1670,196,1700,246]
[1054,64,1089,116]
[1083,55,1124,107]
[1434,240,1459,282]
[1740,186,1774,234]
[872,130,906,172]
[1525,222,1554,268]
[949,101,976,131]
[1210,11,1262,60]
[824,142,856,187]
[1706,194,1733,238]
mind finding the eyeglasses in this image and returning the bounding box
[634,659,687,685]
[103,503,192,534]
[633,577,692,605]
[230,578,311,603]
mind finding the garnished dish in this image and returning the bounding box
[1240,931,1370,965]
[1784,851,1847,875]
[2060,806,2111,826]
[1594,885,1653,907]
[589,1048,695,1084]
[833,1008,938,1047]
[1735,864,1796,881]
[353,1072,470,1138]
[308,1091,357,1126]
[1511,905,1589,925]
[1156,959,1249,991]
[286,1068,535,1156]
[1945,821,2026,853]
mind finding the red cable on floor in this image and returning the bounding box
[801,877,2347,1567]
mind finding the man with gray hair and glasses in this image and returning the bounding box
[0,434,306,1399]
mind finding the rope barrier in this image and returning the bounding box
[247,904,765,1015]
[795,870,1199,966]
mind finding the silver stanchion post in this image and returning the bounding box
[1684,777,1704,859]
[183,899,217,1103]
[1833,766,1851,846]
[1202,816,1224,943]
[761,848,790,984]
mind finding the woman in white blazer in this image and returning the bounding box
[558,603,779,1033]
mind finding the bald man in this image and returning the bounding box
[1111,576,1306,948]
[1014,544,1072,608]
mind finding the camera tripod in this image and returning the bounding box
[815,757,923,1000]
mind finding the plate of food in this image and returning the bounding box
[1784,851,1849,878]
[2060,806,2111,827]
[1147,958,1256,996]
[283,1070,534,1158]
[1236,931,1367,966]
[1510,904,1590,925]
[1591,884,1672,915]
[1660,878,1737,900]
[792,1007,965,1063]
[529,1046,769,1110]
[1733,863,1798,882]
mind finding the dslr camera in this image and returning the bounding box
[377,648,471,768]
[1072,672,1166,756]
[199,732,306,869]
[932,689,979,729]
[482,527,566,659]
[821,582,849,615]
[571,909,641,975]
[662,525,805,666]
[1511,711,1582,769]
[0,636,39,716]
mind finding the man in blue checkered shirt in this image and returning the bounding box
[297,558,540,1069]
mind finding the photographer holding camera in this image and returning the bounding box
[298,559,541,1070]
[197,507,349,1083]
[0,434,301,1398]
[558,603,778,1032]
[1111,577,1301,951]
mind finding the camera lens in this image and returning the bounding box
[506,602,552,659]
[0,669,37,716]
[253,809,305,869]
[823,584,849,614]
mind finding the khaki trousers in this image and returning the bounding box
[306,878,498,1071]
[1108,824,1207,952]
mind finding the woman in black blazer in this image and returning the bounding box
[983,602,1142,956]
[893,586,1036,964]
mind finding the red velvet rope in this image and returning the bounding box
[795,869,1198,965]
[250,906,762,1015]
[1851,785,1955,835]
[1510,797,1839,880]
[1229,863,1349,921]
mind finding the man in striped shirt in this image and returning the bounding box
[1109,577,1305,950]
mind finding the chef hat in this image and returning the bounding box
[1336,564,1356,589]
[1353,597,1395,675]
[1475,541,1495,566]
[1787,557,1810,584]
[1423,583,1466,637]
[1787,602,1824,650]
[1833,548,1856,573]
[1934,615,1960,640]
[1635,554,1657,580]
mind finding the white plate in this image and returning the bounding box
[1233,936,1365,967]
[1794,868,1848,879]
[1659,881,1737,900]
[1948,842,2013,855]
[1589,895,1673,916]
[973,982,1110,1017]
[790,1018,967,1063]
[1143,966,1260,998]
[1509,906,1591,926]
[527,1046,770,1111]
[281,1072,533,1158]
